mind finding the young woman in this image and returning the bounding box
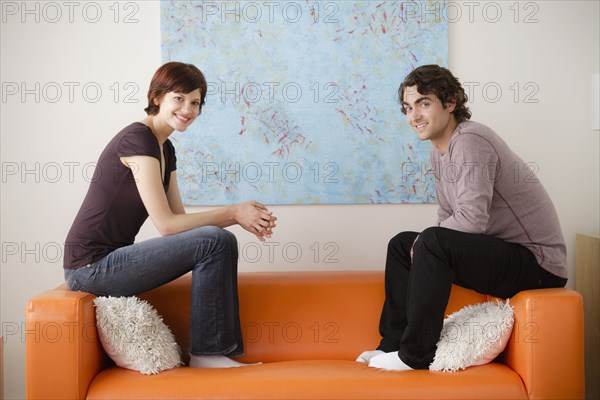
[63,62,277,368]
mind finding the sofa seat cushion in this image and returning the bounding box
[86,360,527,400]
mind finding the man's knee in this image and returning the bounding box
[387,231,419,261]
[388,231,418,249]
[414,227,446,254]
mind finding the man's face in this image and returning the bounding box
[402,85,456,144]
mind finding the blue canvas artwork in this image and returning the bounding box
[161,0,448,205]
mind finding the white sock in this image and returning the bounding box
[189,355,261,369]
[368,351,413,371]
[356,350,385,363]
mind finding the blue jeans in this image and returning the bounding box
[64,226,243,357]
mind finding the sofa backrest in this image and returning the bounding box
[139,271,487,364]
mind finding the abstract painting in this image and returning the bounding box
[161,0,447,204]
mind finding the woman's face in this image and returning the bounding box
[154,89,202,132]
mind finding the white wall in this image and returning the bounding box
[1,1,598,398]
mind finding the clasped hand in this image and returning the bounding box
[233,201,277,242]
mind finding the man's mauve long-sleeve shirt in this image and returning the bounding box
[431,120,567,279]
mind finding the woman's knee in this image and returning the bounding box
[199,227,238,258]
[193,226,237,244]
[189,227,238,272]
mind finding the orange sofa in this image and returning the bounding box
[26,271,584,399]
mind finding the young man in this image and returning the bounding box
[357,64,567,371]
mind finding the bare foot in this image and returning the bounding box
[189,355,262,368]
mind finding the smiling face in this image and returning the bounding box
[402,85,458,153]
[154,90,201,133]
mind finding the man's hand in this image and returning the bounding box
[410,234,420,262]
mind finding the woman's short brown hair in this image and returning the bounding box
[398,64,471,123]
[144,62,207,116]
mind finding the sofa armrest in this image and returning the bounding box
[498,288,584,400]
[26,288,106,400]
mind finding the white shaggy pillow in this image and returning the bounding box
[430,300,514,372]
[94,296,182,375]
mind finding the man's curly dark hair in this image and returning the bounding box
[398,65,472,123]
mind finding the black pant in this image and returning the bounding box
[377,227,567,369]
